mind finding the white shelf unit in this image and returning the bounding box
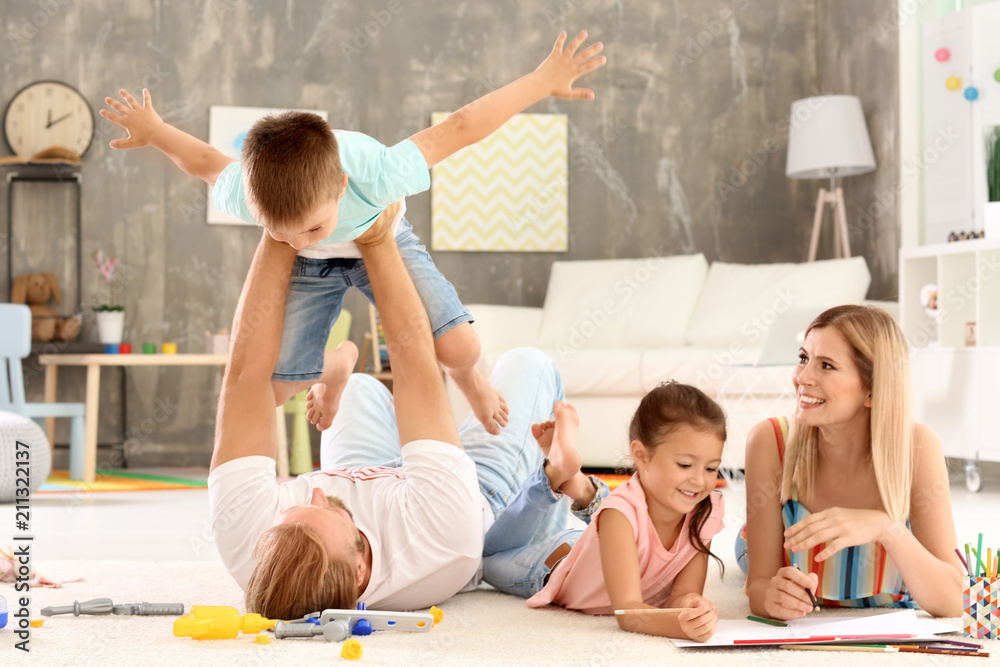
[922,4,1000,244]
[900,238,1000,491]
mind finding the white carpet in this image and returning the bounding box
[0,559,982,666]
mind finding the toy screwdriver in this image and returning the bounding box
[41,598,184,617]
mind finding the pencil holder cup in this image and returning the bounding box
[963,576,999,638]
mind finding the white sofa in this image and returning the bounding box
[447,254,896,470]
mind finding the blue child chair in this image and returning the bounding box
[0,304,87,479]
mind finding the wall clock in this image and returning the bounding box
[3,80,95,159]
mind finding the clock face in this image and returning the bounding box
[3,80,95,159]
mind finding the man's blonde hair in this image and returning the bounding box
[781,305,914,523]
[241,111,343,232]
[245,522,358,620]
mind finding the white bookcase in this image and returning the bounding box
[900,238,1000,491]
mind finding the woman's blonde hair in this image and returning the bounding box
[781,305,913,523]
[245,522,358,620]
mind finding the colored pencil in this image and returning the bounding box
[735,635,839,645]
[891,646,990,658]
[933,639,988,649]
[779,645,897,653]
[613,608,686,615]
[977,533,984,576]
[793,564,820,610]
[966,543,973,575]
[733,634,913,645]
[989,548,993,578]
[747,615,788,627]
[957,547,972,575]
[893,642,984,652]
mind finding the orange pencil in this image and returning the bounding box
[889,646,990,658]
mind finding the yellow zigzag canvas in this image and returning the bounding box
[431,112,568,252]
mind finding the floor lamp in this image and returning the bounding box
[785,95,876,261]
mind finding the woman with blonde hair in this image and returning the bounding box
[738,305,964,619]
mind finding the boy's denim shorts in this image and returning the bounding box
[272,218,473,382]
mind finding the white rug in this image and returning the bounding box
[0,559,979,666]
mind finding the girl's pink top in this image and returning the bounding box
[526,473,725,615]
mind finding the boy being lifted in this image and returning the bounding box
[101,31,605,435]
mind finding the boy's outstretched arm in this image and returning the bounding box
[101,88,234,186]
[408,30,605,169]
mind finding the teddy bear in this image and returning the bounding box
[10,273,81,342]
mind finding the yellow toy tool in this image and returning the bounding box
[173,606,276,640]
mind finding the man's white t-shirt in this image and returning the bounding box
[208,440,492,611]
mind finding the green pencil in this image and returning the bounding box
[747,615,788,627]
[977,533,984,576]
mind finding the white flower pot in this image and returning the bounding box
[96,310,125,344]
[986,201,1000,239]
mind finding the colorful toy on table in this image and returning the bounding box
[143,343,156,354]
[118,343,132,354]
[962,533,999,639]
[41,598,184,617]
[104,344,118,354]
[272,603,440,642]
[161,342,177,354]
[173,606,276,640]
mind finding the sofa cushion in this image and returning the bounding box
[639,346,764,396]
[683,256,871,347]
[538,254,709,352]
[484,348,643,396]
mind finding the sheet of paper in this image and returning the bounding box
[670,609,959,648]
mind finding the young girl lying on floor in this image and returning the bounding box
[482,382,726,642]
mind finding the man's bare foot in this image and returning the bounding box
[536,401,581,491]
[449,365,509,435]
[306,341,358,430]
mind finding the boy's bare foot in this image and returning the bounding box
[306,341,359,430]
[537,401,581,491]
[449,366,509,435]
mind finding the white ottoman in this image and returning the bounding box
[0,411,51,502]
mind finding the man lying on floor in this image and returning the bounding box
[207,204,575,618]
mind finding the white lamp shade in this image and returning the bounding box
[785,95,876,179]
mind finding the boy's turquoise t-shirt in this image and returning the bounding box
[212,131,430,244]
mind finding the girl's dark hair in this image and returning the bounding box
[628,381,727,575]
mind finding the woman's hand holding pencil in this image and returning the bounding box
[762,565,819,620]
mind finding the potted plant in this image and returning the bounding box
[92,249,125,344]
[985,127,1000,239]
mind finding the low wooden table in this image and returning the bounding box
[37,353,290,482]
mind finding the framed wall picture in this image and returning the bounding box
[431,112,568,251]
[206,105,329,225]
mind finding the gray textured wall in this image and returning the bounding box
[0,0,899,468]
[816,0,900,300]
